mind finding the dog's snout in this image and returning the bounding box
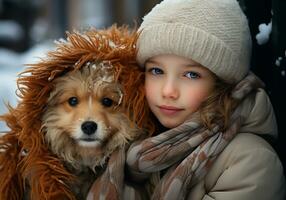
[81,121,97,135]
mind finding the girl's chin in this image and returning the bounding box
[159,119,182,129]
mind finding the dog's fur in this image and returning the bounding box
[40,62,140,198]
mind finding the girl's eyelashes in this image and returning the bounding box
[147,67,164,75]
[145,65,202,79]
[185,71,201,79]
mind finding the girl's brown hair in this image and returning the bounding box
[199,73,239,131]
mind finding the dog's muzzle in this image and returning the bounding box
[81,121,97,135]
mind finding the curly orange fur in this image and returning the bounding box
[0,25,153,200]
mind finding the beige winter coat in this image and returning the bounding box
[187,89,286,200]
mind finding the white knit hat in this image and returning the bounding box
[137,0,252,83]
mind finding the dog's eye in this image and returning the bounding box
[101,97,113,107]
[68,97,79,106]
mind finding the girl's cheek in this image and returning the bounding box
[145,75,156,90]
[145,83,156,98]
[184,84,212,104]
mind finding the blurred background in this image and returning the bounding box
[0,0,285,170]
[0,0,161,130]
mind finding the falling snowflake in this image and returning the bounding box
[256,21,272,45]
[275,57,283,66]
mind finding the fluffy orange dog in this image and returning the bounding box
[43,62,136,168]
[0,26,153,200]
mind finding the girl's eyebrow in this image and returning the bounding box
[183,65,199,68]
[146,59,202,68]
[146,59,161,65]
[180,62,203,68]
[185,64,203,68]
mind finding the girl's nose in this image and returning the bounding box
[162,79,179,99]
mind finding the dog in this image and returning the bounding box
[39,61,140,199]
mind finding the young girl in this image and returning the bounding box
[124,0,286,199]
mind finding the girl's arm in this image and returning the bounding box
[190,133,285,200]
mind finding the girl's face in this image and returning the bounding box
[145,54,215,128]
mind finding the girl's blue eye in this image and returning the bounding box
[185,71,200,79]
[149,67,163,75]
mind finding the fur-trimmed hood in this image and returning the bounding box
[0,25,152,200]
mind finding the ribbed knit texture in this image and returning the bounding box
[137,0,252,83]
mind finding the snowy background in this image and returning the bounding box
[0,41,54,131]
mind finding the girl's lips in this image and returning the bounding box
[158,105,183,115]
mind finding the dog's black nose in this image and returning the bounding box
[81,121,97,135]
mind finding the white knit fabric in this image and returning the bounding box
[137,0,252,83]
